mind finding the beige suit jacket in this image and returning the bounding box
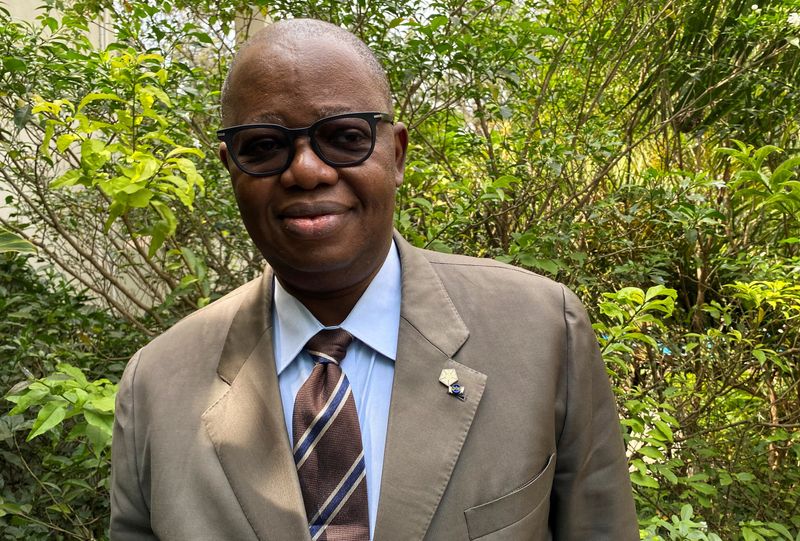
[110,234,639,540]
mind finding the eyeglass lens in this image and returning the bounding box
[231,116,375,175]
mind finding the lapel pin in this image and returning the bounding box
[439,368,466,401]
[439,368,458,386]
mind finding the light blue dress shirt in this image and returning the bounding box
[272,241,400,540]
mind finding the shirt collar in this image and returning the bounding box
[273,240,402,375]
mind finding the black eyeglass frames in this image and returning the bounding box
[217,112,394,177]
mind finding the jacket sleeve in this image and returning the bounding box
[110,351,158,540]
[550,286,639,540]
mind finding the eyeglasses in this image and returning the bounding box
[217,112,394,177]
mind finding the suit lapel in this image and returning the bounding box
[374,236,487,540]
[202,271,310,541]
[201,237,487,541]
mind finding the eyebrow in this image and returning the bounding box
[316,106,353,118]
[250,112,284,124]
[249,107,360,126]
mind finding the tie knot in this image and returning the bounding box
[305,328,353,365]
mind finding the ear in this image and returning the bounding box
[218,142,231,173]
[392,122,408,188]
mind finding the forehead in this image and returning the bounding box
[227,37,387,126]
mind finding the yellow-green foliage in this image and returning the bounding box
[1,0,798,539]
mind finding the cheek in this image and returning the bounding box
[361,183,396,215]
[367,164,401,207]
[232,181,271,224]
[234,176,262,203]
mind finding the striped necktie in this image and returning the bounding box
[292,329,369,541]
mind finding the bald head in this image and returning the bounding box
[220,19,393,126]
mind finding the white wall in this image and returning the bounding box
[3,0,113,48]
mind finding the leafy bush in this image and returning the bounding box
[0,255,142,539]
[1,0,798,539]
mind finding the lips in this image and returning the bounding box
[278,201,351,238]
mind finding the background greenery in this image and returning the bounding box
[1,0,798,538]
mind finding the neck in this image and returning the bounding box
[273,237,394,326]
[275,256,388,327]
[282,279,372,326]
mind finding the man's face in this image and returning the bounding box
[220,38,407,295]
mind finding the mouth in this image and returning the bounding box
[278,202,351,238]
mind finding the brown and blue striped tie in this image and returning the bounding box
[292,329,369,541]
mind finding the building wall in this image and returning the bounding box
[4,0,113,48]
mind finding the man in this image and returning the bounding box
[111,18,639,541]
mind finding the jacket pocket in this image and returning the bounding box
[464,453,556,540]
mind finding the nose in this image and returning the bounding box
[278,138,338,190]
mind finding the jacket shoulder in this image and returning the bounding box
[408,245,590,332]
[126,275,265,388]
[418,247,566,294]
[146,276,261,349]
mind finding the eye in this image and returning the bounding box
[239,136,287,157]
[316,117,373,152]
[329,128,371,149]
[231,126,290,163]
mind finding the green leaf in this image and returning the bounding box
[46,502,71,515]
[659,466,679,485]
[617,287,646,304]
[493,175,520,189]
[56,363,89,386]
[27,400,68,440]
[638,446,665,460]
[165,146,204,159]
[769,156,800,185]
[125,187,154,208]
[0,500,33,517]
[742,526,765,541]
[428,14,449,29]
[86,394,116,413]
[13,104,32,132]
[644,284,675,301]
[690,481,717,495]
[6,384,49,415]
[56,133,80,152]
[0,228,35,254]
[84,410,113,436]
[518,254,560,274]
[753,145,782,168]
[77,92,123,112]
[51,169,82,189]
[411,197,433,210]
[40,120,55,158]
[426,239,452,254]
[152,200,177,236]
[599,302,626,323]
[85,421,112,453]
[145,85,171,107]
[63,387,89,407]
[191,31,213,44]
[147,201,177,257]
[765,522,793,540]
[103,201,125,233]
[653,420,674,442]
[42,15,58,32]
[630,471,659,488]
[3,56,26,72]
[81,138,110,172]
[120,152,160,182]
